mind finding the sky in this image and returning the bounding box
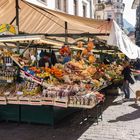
[123,0,136,26]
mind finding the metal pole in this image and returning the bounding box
[65,22,68,44]
[35,47,38,66]
[15,0,20,53]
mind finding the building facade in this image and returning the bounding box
[132,0,140,47]
[38,0,95,18]
[94,0,125,28]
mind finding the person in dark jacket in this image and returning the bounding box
[121,62,133,100]
[51,50,57,66]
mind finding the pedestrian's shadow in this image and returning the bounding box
[110,98,136,106]
[108,103,140,123]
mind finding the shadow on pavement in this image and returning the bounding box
[110,98,136,106]
[108,103,140,123]
[0,96,117,140]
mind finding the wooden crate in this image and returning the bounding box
[7,96,19,104]
[0,96,7,105]
[54,98,68,108]
[29,97,42,106]
[19,97,30,105]
[41,97,54,106]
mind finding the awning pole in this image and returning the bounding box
[65,22,68,44]
[35,47,38,67]
[15,0,20,53]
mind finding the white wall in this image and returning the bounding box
[37,0,95,18]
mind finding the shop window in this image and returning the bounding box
[56,0,61,10]
[74,0,78,16]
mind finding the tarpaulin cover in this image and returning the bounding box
[0,0,112,35]
[107,20,140,59]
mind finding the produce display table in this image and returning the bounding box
[0,84,108,125]
[0,41,124,126]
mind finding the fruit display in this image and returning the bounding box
[0,40,124,109]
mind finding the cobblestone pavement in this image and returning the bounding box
[0,82,139,140]
[78,81,140,140]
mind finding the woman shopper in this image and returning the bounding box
[122,62,134,100]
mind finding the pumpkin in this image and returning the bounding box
[87,41,95,51]
[87,66,97,75]
[82,49,88,56]
[88,55,96,63]
[76,51,82,58]
[59,46,71,55]
[77,41,83,48]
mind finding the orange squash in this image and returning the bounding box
[77,42,83,48]
[88,55,96,63]
[87,66,97,74]
[82,49,88,56]
[87,41,94,51]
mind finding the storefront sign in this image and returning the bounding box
[0,24,17,35]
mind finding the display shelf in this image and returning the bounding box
[0,82,109,108]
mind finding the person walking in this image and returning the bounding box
[121,62,134,100]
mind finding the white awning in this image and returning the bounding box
[107,20,140,59]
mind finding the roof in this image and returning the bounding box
[0,0,112,37]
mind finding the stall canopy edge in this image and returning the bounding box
[0,0,112,38]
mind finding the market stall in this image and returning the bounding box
[0,35,124,125]
[0,0,125,125]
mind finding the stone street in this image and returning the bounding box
[78,81,140,140]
